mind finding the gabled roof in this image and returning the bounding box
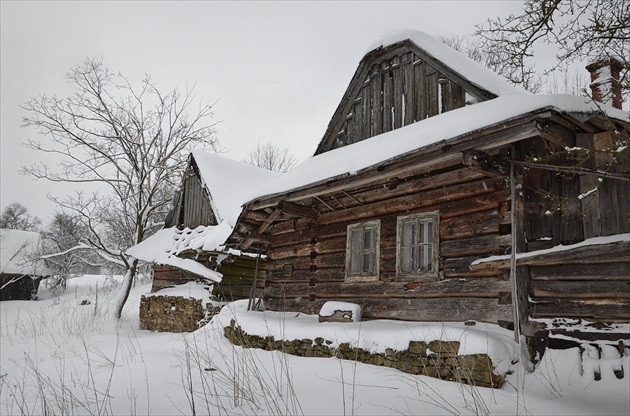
[189,151,281,227]
[0,229,48,276]
[242,94,628,208]
[127,152,280,277]
[365,30,526,98]
[314,30,528,155]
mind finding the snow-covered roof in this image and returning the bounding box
[365,29,526,97]
[471,233,630,267]
[0,229,49,276]
[126,226,224,282]
[127,153,280,277]
[246,93,629,204]
[191,151,281,227]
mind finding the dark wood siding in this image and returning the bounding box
[262,162,513,323]
[320,49,467,154]
[172,161,217,229]
[234,111,629,327]
[152,252,265,300]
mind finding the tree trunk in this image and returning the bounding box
[114,258,138,320]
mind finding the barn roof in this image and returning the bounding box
[314,30,529,155]
[243,93,629,207]
[0,229,49,276]
[126,153,280,277]
[364,30,526,98]
[190,151,280,227]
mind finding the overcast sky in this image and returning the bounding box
[1,1,528,223]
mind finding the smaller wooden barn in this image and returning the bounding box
[127,151,279,300]
[1,229,49,301]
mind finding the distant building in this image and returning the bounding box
[1,229,49,301]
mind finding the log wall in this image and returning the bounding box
[264,163,514,323]
[262,132,629,325]
[0,274,41,301]
[152,253,265,301]
[527,248,630,323]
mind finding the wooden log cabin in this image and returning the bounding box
[225,31,630,339]
[127,152,279,300]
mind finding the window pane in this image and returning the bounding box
[365,228,375,250]
[427,221,433,244]
[350,229,361,274]
[419,222,426,244]
[363,228,375,274]
[419,244,426,271]
[401,245,414,273]
[401,221,415,247]
[363,251,374,274]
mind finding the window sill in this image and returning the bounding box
[395,274,439,282]
[345,275,379,283]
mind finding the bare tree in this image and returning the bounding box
[0,202,42,231]
[21,57,220,319]
[40,212,103,291]
[437,34,544,93]
[243,141,298,173]
[475,0,629,98]
[544,65,590,96]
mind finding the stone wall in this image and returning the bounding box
[224,320,504,388]
[140,295,221,333]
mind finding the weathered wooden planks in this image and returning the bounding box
[530,299,630,320]
[264,295,513,323]
[315,42,469,155]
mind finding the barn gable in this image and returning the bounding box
[128,152,280,295]
[166,151,281,230]
[314,30,526,155]
[167,156,218,229]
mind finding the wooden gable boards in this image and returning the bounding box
[315,39,498,155]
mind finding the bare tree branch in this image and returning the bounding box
[21,57,221,318]
[475,0,629,98]
[243,141,298,173]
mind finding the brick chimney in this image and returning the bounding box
[586,58,624,109]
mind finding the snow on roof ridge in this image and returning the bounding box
[246,94,628,205]
[364,29,527,97]
[190,150,282,227]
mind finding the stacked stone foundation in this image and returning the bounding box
[224,320,505,388]
[140,295,221,333]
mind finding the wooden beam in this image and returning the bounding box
[268,219,298,235]
[537,121,575,147]
[240,234,270,251]
[256,209,281,235]
[470,240,630,270]
[249,119,544,212]
[462,149,509,177]
[278,200,319,219]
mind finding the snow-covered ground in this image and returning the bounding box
[1,275,628,415]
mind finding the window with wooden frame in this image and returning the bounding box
[396,211,439,279]
[346,220,380,281]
